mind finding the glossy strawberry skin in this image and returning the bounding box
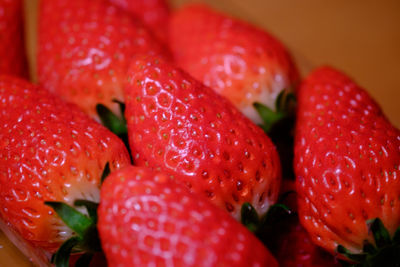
[294,67,400,254]
[0,75,131,253]
[124,56,281,220]
[109,0,170,43]
[0,0,27,77]
[169,4,298,124]
[98,165,278,267]
[38,0,169,120]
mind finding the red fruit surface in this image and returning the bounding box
[0,0,27,77]
[273,181,340,267]
[169,4,298,124]
[124,56,281,220]
[38,0,169,120]
[109,0,170,43]
[294,66,400,254]
[276,217,341,267]
[98,165,278,267]
[0,76,130,254]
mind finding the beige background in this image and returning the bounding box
[1,0,399,266]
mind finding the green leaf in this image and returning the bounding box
[336,245,366,263]
[367,218,391,249]
[75,253,94,267]
[45,202,93,237]
[253,102,284,133]
[240,203,260,232]
[74,200,99,224]
[96,103,127,136]
[53,236,81,267]
[100,162,111,184]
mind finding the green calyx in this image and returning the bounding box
[96,100,132,163]
[44,163,111,267]
[337,218,400,267]
[45,200,100,267]
[254,90,297,179]
[253,89,296,134]
[96,100,127,137]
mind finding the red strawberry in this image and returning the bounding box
[98,165,278,267]
[270,181,340,267]
[0,76,130,265]
[124,56,281,220]
[0,0,27,77]
[294,67,400,264]
[169,4,299,125]
[109,0,170,43]
[275,217,341,267]
[38,0,169,120]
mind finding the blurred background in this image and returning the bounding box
[2,0,400,266]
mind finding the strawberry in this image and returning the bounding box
[275,217,341,267]
[294,67,400,264]
[0,0,27,77]
[98,165,278,267]
[38,0,169,121]
[169,4,299,125]
[108,0,170,43]
[0,76,130,266]
[124,56,281,220]
[268,181,341,267]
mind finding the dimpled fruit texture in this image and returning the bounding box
[169,4,298,124]
[294,66,400,254]
[0,0,27,77]
[38,0,169,120]
[0,75,130,252]
[109,0,170,43]
[98,165,278,267]
[124,56,281,220]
